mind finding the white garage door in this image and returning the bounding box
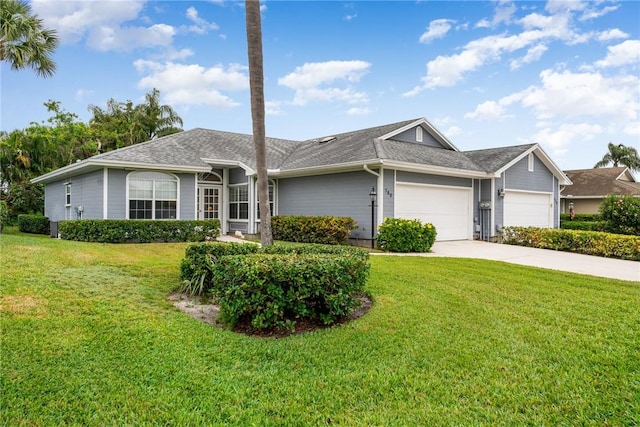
[395,183,471,241]
[504,191,553,227]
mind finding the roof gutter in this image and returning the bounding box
[363,164,381,177]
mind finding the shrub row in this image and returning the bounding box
[560,220,607,232]
[599,194,640,236]
[502,227,640,261]
[271,215,357,245]
[59,219,220,243]
[17,214,50,235]
[376,217,437,252]
[560,213,601,222]
[179,242,370,331]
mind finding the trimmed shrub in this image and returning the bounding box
[59,219,220,243]
[560,220,606,232]
[503,227,640,261]
[599,195,640,236]
[560,213,601,222]
[17,214,50,235]
[271,215,357,245]
[212,251,370,330]
[376,217,437,252]
[179,242,259,295]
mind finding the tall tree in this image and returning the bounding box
[88,88,183,152]
[594,142,640,172]
[245,0,272,246]
[0,0,58,78]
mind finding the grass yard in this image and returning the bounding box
[1,229,639,426]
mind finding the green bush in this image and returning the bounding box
[560,220,606,232]
[376,217,437,252]
[0,201,7,233]
[179,242,259,295]
[599,195,640,236]
[212,251,370,330]
[17,214,50,235]
[503,227,640,261]
[271,215,357,245]
[59,219,220,243]
[560,213,601,222]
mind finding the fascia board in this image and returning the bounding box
[382,160,489,179]
[31,159,211,184]
[273,159,384,178]
[200,158,256,176]
[378,118,460,152]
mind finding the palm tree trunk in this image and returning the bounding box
[245,0,272,245]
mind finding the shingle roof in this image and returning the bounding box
[562,167,640,197]
[464,144,536,173]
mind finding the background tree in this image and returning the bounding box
[594,142,640,172]
[0,0,58,78]
[245,0,272,246]
[88,88,183,152]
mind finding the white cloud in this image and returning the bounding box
[75,88,93,101]
[87,23,175,52]
[135,61,248,108]
[185,6,219,35]
[344,13,358,22]
[346,107,372,116]
[465,100,510,120]
[526,123,603,156]
[419,19,456,44]
[475,0,516,28]
[278,60,371,106]
[595,40,640,68]
[521,69,639,121]
[32,0,145,44]
[597,29,629,42]
[510,44,548,69]
[265,101,284,116]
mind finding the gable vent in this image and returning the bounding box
[319,136,337,144]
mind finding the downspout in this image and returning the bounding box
[363,164,384,238]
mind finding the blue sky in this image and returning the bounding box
[2,0,639,171]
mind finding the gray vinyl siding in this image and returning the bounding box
[553,176,559,227]
[505,155,554,192]
[108,169,127,219]
[229,168,248,184]
[277,171,377,239]
[391,126,445,149]
[44,180,67,222]
[396,171,472,188]
[382,169,394,219]
[63,170,104,220]
[178,173,196,219]
[473,179,494,238]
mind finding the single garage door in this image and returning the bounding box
[504,191,553,227]
[395,183,471,241]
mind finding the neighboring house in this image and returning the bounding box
[561,167,640,214]
[33,118,571,242]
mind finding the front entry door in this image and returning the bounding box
[197,185,221,220]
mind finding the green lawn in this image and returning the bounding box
[1,229,639,426]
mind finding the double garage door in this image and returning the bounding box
[395,183,472,241]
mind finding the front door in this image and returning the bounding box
[197,185,221,220]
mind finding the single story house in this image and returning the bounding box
[561,167,640,214]
[33,118,571,242]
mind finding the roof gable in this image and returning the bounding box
[562,167,640,197]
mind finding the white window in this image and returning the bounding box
[528,153,535,172]
[416,126,423,143]
[229,184,249,220]
[127,172,178,219]
[256,180,275,219]
[64,183,71,206]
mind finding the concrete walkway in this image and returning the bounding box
[392,240,639,282]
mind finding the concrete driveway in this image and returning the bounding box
[388,241,640,282]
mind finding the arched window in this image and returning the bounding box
[128,171,178,219]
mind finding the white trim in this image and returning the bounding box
[126,171,180,220]
[222,169,229,234]
[382,160,489,179]
[378,118,460,152]
[194,173,198,220]
[271,159,384,178]
[416,126,423,143]
[377,169,384,227]
[200,158,255,176]
[494,144,571,185]
[103,168,108,219]
[491,177,496,235]
[504,188,553,195]
[528,153,535,172]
